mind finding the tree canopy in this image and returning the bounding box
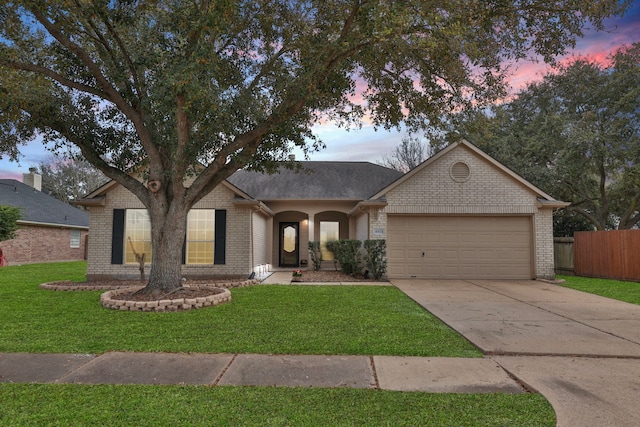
[0,0,630,292]
[436,43,640,233]
[37,154,107,203]
[0,205,21,242]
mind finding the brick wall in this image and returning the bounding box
[86,182,253,280]
[385,145,539,214]
[1,225,88,265]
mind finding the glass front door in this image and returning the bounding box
[279,222,299,267]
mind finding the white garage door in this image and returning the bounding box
[387,216,533,279]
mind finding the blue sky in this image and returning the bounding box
[2,2,639,180]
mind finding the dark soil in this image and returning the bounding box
[297,270,385,282]
[120,286,226,302]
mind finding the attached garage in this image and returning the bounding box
[387,216,534,279]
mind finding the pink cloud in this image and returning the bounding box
[0,169,23,181]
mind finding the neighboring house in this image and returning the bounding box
[0,170,89,264]
[77,140,567,281]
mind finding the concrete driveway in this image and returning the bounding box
[392,279,640,427]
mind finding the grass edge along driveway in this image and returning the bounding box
[559,274,640,305]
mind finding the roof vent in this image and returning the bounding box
[450,162,470,182]
[288,154,296,161]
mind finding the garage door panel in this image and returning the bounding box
[387,246,406,256]
[387,216,533,279]
[407,234,424,243]
[406,249,425,260]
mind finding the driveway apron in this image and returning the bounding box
[392,279,640,427]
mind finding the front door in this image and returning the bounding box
[279,222,299,267]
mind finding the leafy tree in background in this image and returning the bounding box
[436,43,640,233]
[0,1,629,293]
[37,154,107,203]
[0,205,21,242]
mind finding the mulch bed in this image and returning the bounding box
[115,286,227,302]
[296,270,385,282]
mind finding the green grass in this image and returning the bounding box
[0,261,480,356]
[0,384,554,427]
[558,275,640,305]
[0,262,555,426]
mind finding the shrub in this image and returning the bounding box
[0,205,21,242]
[327,239,362,276]
[364,239,387,279]
[308,241,322,271]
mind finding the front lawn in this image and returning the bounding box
[558,275,640,305]
[0,384,554,427]
[0,262,480,356]
[0,262,555,426]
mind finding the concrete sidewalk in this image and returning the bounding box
[0,352,524,393]
[393,279,640,427]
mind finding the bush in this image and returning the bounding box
[0,205,21,242]
[308,241,322,271]
[326,239,362,276]
[364,239,387,279]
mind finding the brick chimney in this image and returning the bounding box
[23,167,42,191]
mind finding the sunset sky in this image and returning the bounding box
[1,2,639,180]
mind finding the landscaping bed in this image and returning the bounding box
[293,269,383,282]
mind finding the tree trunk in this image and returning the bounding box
[140,203,189,296]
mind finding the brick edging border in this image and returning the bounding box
[100,286,232,312]
[39,279,258,312]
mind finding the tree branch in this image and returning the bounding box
[0,59,108,99]
[28,7,161,171]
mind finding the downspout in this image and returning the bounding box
[249,210,254,276]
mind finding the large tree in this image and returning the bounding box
[437,43,640,232]
[0,1,630,294]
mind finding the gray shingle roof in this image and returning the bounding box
[0,179,89,228]
[227,162,404,200]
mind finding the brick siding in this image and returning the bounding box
[86,183,253,280]
[1,225,88,265]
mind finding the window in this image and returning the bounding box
[186,210,215,264]
[320,221,339,261]
[123,209,215,265]
[70,230,81,248]
[125,209,152,264]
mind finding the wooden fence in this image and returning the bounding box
[574,230,640,282]
[554,237,574,275]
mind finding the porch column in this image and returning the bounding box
[307,213,315,242]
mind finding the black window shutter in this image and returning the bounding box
[214,209,226,264]
[111,209,125,264]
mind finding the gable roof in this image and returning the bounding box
[227,162,404,200]
[370,139,567,207]
[0,179,89,228]
[79,167,255,203]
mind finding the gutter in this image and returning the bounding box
[232,199,275,217]
[347,199,388,217]
[17,220,89,230]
